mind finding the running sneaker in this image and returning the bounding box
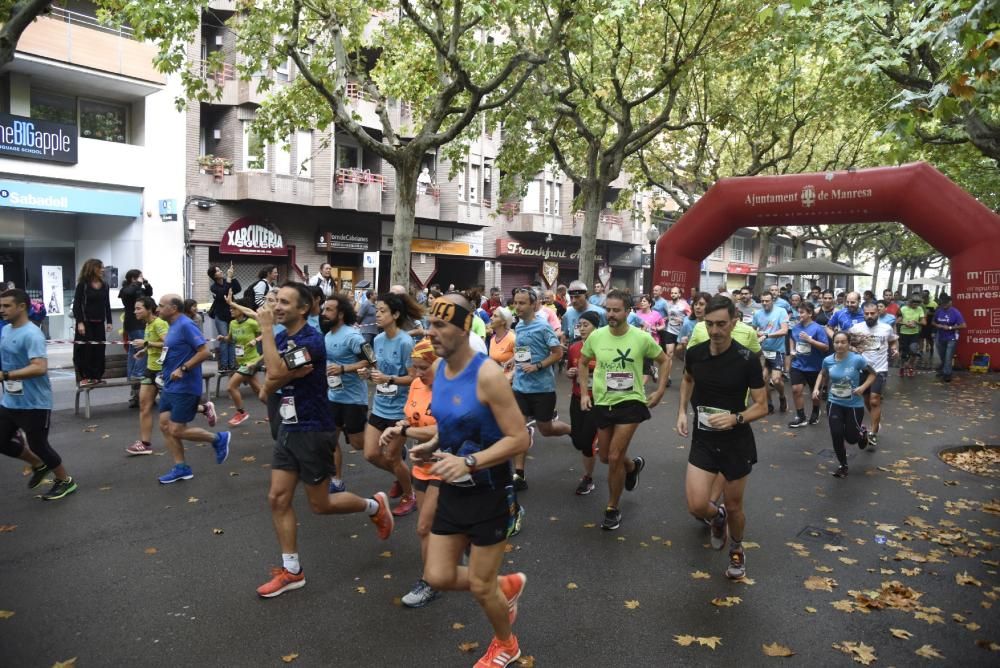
[328,477,346,494]
[710,506,728,550]
[575,475,595,496]
[832,465,849,478]
[202,401,217,427]
[125,441,153,456]
[401,579,439,608]
[778,396,788,413]
[624,456,644,492]
[228,410,249,427]
[767,403,775,415]
[526,424,535,450]
[213,431,231,464]
[866,432,879,451]
[370,491,394,539]
[858,426,869,450]
[392,493,417,517]
[808,413,821,425]
[158,463,194,484]
[474,636,521,668]
[499,572,527,624]
[788,416,808,428]
[41,476,77,501]
[726,548,746,579]
[601,506,622,531]
[27,463,50,489]
[513,474,527,492]
[509,505,526,538]
[388,480,403,499]
[256,567,305,598]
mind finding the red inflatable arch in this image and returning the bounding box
[653,162,1000,370]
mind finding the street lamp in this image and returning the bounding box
[646,225,660,295]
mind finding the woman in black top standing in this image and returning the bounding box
[72,258,112,386]
[207,263,242,371]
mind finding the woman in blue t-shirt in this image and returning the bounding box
[812,331,876,479]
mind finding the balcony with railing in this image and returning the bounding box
[414,186,441,220]
[16,7,165,85]
[332,167,384,213]
[571,210,637,243]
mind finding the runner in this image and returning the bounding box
[677,296,768,579]
[488,306,516,382]
[357,292,420,516]
[254,283,394,598]
[126,296,169,455]
[656,286,690,388]
[578,291,668,530]
[565,310,601,495]
[510,287,571,491]
[787,301,828,428]
[561,280,607,346]
[752,292,789,414]
[813,289,839,327]
[218,301,262,426]
[767,284,792,313]
[322,294,370,494]
[812,331,876,478]
[931,294,965,382]
[155,294,231,484]
[825,291,864,338]
[633,295,665,384]
[678,292,711,353]
[404,293,530,668]
[920,290,938,366]
[734,288,759,326]
[848,302,898,450]
[0,289,77,500]
[897,294,926,377]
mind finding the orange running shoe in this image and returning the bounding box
[392,493,417,517]
[256,567,305,598]
[474,636,521,668]
[499,572,527,624]
[370,491,395,540]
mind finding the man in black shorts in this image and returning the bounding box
[254,283,394,598]
[677,296,768,580]
[578,291,669,530]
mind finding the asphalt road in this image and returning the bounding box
[1,370,998,667]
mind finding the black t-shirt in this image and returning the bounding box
[684,340,764,443]
[814,308,836,327]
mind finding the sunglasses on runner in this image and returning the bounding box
[568,290,587,296]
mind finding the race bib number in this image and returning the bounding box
[376,382,398,396]
[327,372,343,390]
[3,379,23,395]
[605,371,634,391]
[279,396,299,424]
[697,405,730,431]
[742,313,754,324]
[795,341,812,355]
[154,373,164,389]
[763,350,777,360]
[830,380,853,399]
[234,344,245,358]
[514,347,531,363]
[158,346,168,365]
[669,315,683,327]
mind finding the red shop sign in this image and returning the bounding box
[219,217,288,256]
[727,262,753,274]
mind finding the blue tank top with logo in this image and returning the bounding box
[431,352,511,491]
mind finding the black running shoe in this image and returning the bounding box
[788,416,808,428]
[601,507,622,531]
[832,465,849,478]
[42,476,77,501]
[513,474,527,492]
[778,396,788,413]
[27,464,49,489]
[808,413,821,425]
[767,404,775,415]
[624,456,644,492]
[575,476,595,496]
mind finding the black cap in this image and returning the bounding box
[579,310,602,328]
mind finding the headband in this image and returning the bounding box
[429,299,473,333]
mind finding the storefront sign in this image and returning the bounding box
[220,218,288,256]
[727,262,753,274]
[42,266,64,315]
[496,238,605,263]
[317,230,372,251]
[158,199,178,222]
[0,179,140,217]
[411,238,471,256]
[541,261,559,287]
[0,112,78,164]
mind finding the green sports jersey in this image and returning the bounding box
[229,317,261,365]
[898,306,924,335]
[687,320,762,353]
[144,317,170,371]
[581,325,661,406]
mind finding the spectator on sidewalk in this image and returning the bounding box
[72,258,112,387]
[207,263,242,372]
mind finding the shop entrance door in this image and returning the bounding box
[332,267,354,294]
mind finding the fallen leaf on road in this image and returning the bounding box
[582,523,596,528]
[355,586,366,594]
[691,571,711,579]
[674,635,696,647]
[711,596,741,607]
[458,642,480,653]
[956,572,982,587]
[212,528,224,535]
[0,525,16,533]
[144,547,157,555]
[914,611,944,624]
[733,577,756,585]
[890,628,913,639]
[98,486,111,491]
[762,642,794,657]
[566,582,578,590]
[839,558,859,565]
[241,456,256,463]
[379,551,392,558]
[624,600,640,609]
[804,607,817,613]
[974,640,1000,651]
[805,576,837,592]
[832,600,857,612]
[832,641,877,665]
[815,566,834,573]
[952,613,966,623]
[451,623,464,630]
[187,497,198,503]
[52,659,77,668]
[824,544,848,552]
[281,653,299,663]
[743,541,761,549]
[966,622,981,631]
[915,644,944,659]
[516,656,535,667]
[0,610,14,619]
[697,636,722,649]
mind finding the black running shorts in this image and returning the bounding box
[688,431,757,481]
[432,485,515,547]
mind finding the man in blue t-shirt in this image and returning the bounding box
[511,287,571,489]
[825,291,865,338]
[561,280,607,345]
[0,289,77,500]
[767,284,792,313]
[255,283,393,599]
[752,293,789,414]
[156,294,231,484]
[787,301,829,428]
[322,294,370,492]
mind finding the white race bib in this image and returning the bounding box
[697,405,731,431]
[327,372,343,390]
[742,313,754,324]
[154,374,165,389]
[376,382,398,396]
[830,380,853,399]
[3,379,23,395]
[234,344,245,358]
[279,396,299,424]
[514,347,531,363]
[795,341,812,355]
[763,350,777,360]
[158,346,168,365]
[605,371,634,391]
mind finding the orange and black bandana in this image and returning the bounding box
[430,300,473,332]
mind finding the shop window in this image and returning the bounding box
[296,131,312,177]
[275,135,292,175]
[243,121,267,170]
[30,90,76,125]
[80,99,128,143]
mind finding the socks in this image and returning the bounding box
[236,408,246,414]
[515,468,525,479]
[796,408,806,419]
[811,405,820,418]
[282,552,301,574]
[730,538,743,552]
[365,498,380,516]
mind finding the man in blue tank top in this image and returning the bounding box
[396,293,531,668]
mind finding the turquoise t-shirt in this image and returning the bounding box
[822,352,867,408]
[752,306,788,353]
[372,329,414,419]
[0,323,51,409]
[325,326,368,406]
[512,316,560,394]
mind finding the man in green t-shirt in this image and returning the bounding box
[578,290,669,531]
[897,295,926,377]
[219,305,262,426]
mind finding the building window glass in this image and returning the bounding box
[336,144,358,170]
[553,183,560,217]
[275,136,292,175]
[457,164,466,201]
[469,165,480,203]
[730,236,748,263]
[544,180,552,213]
[30,91,75,125]
[296,131,312,177]
[243,122,267,170]
[522,180,541,213]
[710,245,725,260]
[79,99,127,143]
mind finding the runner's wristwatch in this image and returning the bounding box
[735,412,745,425]
[464,455,478,472]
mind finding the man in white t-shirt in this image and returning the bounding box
[848,302,898,451]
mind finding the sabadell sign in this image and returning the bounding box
[220,217,288,256]
[0,112,78,164]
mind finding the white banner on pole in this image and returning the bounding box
[42,265,64,315]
